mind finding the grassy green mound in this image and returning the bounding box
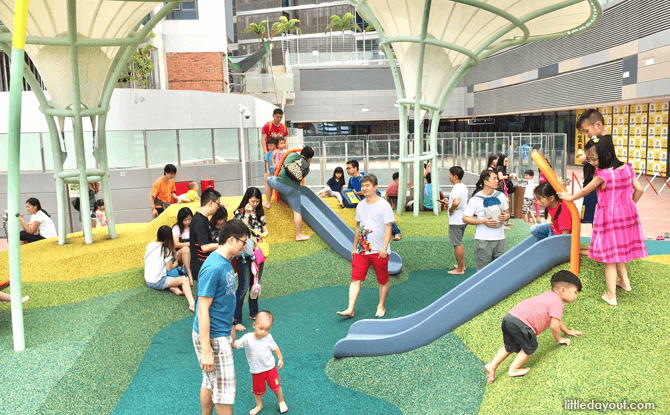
[455,258,670,415]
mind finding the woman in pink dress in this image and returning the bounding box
[559,135,647,306]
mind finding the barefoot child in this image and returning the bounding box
[272,137,288,173]
[144,225,195,312]
[529,182,571,240]
[447,166,468,275]
[178,181,201,203]
[559,135,647,306]
[263,138,278,209]
[337,174,395,319]
[485,270,583,383]
[521,170,536,225]
[233,311,288,415]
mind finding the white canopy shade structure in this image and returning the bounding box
[0,0,183,351]
[0,1,157,110]
[355,0,601,216]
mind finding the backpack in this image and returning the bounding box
[284,156,309,182]
[342,189,361,208]
[473,191,504,228]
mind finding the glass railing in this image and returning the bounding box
[301,132,567,188]
[287,51,389,66]
[0,128,302,173]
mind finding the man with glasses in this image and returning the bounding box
[190,189,223,282]
[193,219,251,415]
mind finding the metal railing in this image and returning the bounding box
[300,132,567,188]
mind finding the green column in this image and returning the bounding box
[7,47,26,352]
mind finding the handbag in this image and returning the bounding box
[250,229,269,261]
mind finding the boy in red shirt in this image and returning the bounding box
[262,108,288,153]
[485,270,583,383]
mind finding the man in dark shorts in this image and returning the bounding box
[190,189,222,281]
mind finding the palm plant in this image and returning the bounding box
[245,20,270,72]
[324,12,361,58]
[272,16,301,57]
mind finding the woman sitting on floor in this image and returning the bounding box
[19,198,57,245]
[144,225,195,312]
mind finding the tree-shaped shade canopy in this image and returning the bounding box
[0,0,158,110]
[360,0,600,110]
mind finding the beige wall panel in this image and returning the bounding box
[622,84,637,100]
[473,83,488,93]
[638,61,670,83]
[558,57,582,73]
[609,40,638,61]
[503,74,521,86]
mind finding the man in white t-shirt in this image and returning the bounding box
[521,170,536,225]
[337,174,395,319]
[463,170,510,270]
[447,166,469,275]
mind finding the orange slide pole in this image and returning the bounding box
[272,148,305,204]
[531,150,580,276]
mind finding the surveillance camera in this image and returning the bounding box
[243,109,251,119]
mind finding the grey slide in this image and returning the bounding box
[333,234,572,358]
[287,185,403,275]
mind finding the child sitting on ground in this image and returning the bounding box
[263,138,278,209]
[144,225,195,312]
[94,199,107,227]
[385,172,399,210]
[233,310,288,415]
[530,182,571,240]
[485,270,583,383]
[521,170,536,225]
[317,167,345,207]
[178,181,201,203]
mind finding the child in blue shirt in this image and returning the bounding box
[318,167,345,206]
[263,138,278,209]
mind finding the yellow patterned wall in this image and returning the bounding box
[647,101,669,175]
[575,109,586,165]
[612,105,630,162]
[579,102,669,175]
[628,103,648,173]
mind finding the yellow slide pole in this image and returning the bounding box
[531,150,580,276]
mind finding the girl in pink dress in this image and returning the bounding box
[559,135,647,306]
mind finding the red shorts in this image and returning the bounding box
[351,253,389,285]
[252,366,281,395]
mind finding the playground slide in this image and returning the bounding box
[277,185,402,275]
[333,234,572,358]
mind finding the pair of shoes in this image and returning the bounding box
[664,232,670,239]
[249,315,257,320]
[656,235,665,240]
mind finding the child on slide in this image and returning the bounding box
[317,167,346,207]
[529,182,571,240]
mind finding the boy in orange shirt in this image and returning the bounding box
[151,164,178,218]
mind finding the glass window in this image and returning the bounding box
[166,0,198,20]
[42,131,96,171]
[106,131,146,169]
[214,129,240,162]
[179,129,213,165]
[146,130,178,168]
[0,133,43,172]
[247,128,263,162]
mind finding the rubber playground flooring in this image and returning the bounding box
[1,198,669,415]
